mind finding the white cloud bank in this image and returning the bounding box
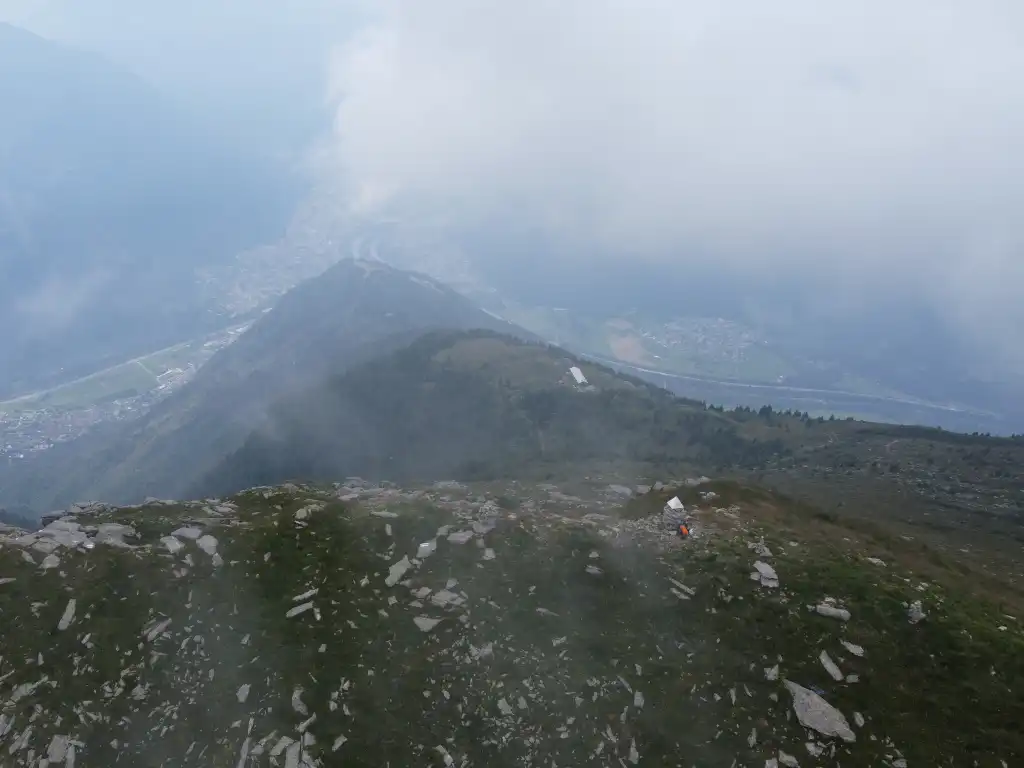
[326,0,1024,337]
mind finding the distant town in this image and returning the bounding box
[0,208,371,466]
[0,324,249,463]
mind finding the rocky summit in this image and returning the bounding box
[1,478,1020,767]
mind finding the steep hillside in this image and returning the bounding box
[196,330,780,498]
[0,262,530,512]
[1,478,1020,766]
[203,329,1024,534]
[0,23,299,397]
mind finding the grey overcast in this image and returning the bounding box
[3,0,1023,370]
[326,2,1024,346]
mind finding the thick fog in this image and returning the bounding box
[3,0,1023,375]
[324,0,1024,369]
[0,0,359,155]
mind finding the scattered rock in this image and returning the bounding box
[385,556,412,587]
[753,561,779,588]
[805,742,825,757]
[94,523,135,548]
[447,530,474,545]
[286,602,314,619]
[749,540,773,558]
[196,534,219,556]
[40,553,61,571]
[430,590,464,608]
[143,618,172,642]
[57,598,77,631]
[291,687,309,716]
[819,650,843,682]
[414,616,441,632]
[815,603,851,622]
[161,536,184,555]
[38,520,89,548]
[416,540,437,559]
[840,640,865,657]
[907,600,927,624]
[783,680,856,743]
[45,734,70,763]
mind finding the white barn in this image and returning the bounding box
[569,366,588,386]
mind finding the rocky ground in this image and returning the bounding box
[1,478,1021,767]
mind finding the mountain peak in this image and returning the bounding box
[0,264,535,512]
[193,328,711,497]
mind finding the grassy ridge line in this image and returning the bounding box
[655,481,1024,765]
[1,479,1022,765]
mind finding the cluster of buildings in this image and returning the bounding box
[1,396,151,460]
[643,316,764,364]
[0,326,250,463]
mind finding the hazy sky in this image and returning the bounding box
[0,0,360,154]
[3,0,1022,369]
[323,0,1024,367]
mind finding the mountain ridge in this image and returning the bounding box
[0,258,1021,764]
[0,261,536,512]
[194,328,768,499]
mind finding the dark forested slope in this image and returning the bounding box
[197,330,781,497]
[0,262,532,511]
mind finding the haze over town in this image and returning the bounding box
[1,1,1021,449]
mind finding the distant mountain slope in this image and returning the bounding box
[196,330,775,497]
[0,261,532,511]
[199,326,1024,543]
[0,23,300,397]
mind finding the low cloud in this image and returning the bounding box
[15,271,112,338]
[0,0,359,153]
[325,0,1024,359]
